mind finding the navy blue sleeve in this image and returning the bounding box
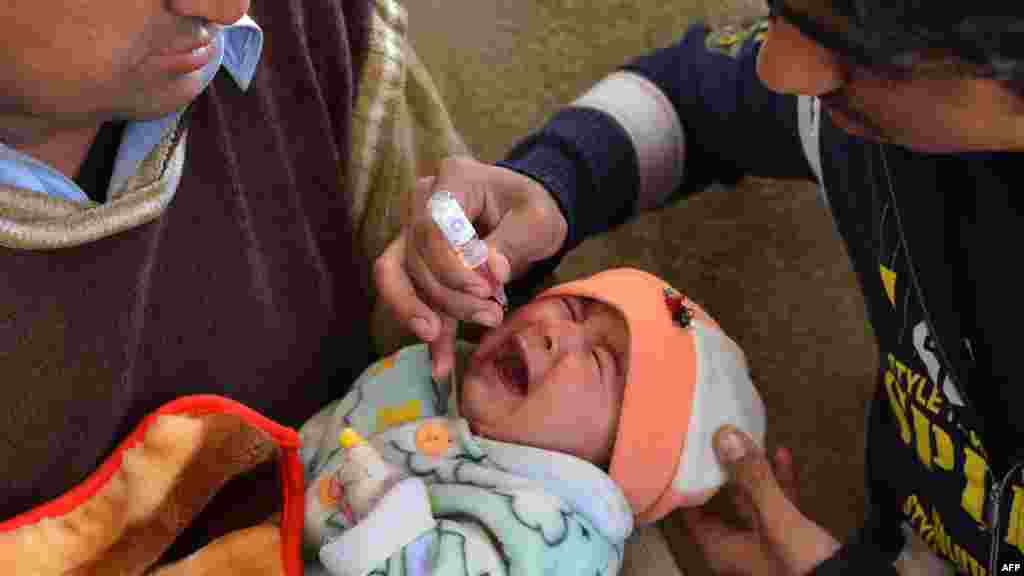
[810,510,904,576]
[496,107,639,306]
[623,22,814,194]
[497,22,814,299]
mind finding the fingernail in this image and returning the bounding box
[492,252,511,284]
[471,310,499,327]
[411,317,433,339]
[717,428,746,463]
[434,356,453,380]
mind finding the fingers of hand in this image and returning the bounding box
[481,192,566,279]
[707,428,837,575]
[764,510,841,576]
[414,175,437,203]
[714,427,804,542]
[731,446,800,530]
[730,485,760,531]
[683,508,779,575]
[422,159,567,285]
[429,316,458,380]
[373,234,439,342]
[407,221,504,326]
[682,507,730,551]
[488,245,512,285]
[744,447,838,574]
[714,427,784,511]
[426,157,488,222]
[411,207,494,295]
[411,159,498,301]
[774,446,800,504]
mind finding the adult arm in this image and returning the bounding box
[498,20,817,296]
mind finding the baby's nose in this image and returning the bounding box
[524,321,586,358]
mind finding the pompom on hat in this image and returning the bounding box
[537,268,766,524]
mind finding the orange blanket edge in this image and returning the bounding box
[0,394,305,576]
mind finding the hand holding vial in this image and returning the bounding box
[428,190,508,309]
[372,157,569,381]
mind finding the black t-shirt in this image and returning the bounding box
[962,152,1019,468]
[74,121,126,203]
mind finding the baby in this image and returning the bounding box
[299,267,765,576]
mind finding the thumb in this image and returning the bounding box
[714,426,839,573]
[414,176,437,205]
[713,426,790,530]
[480,204,564,281]
[479,168,568,281]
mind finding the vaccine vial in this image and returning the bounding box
[428,190,508,307]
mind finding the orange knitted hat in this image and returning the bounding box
[538,268,766,524]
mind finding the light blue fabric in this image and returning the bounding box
[299,343,629,576]
[0,16,263,204]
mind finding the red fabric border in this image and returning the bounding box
[0,395,305,576]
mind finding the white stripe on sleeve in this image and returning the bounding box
[571,71,686,210]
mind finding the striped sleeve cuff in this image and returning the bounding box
[572,71,685,211]
[497,105,640,255]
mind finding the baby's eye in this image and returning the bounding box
[592,349,603,374]
[562,298,581,322]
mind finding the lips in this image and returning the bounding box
[492,333,537,397]
[154,25,217,57]
[154,39,212,57]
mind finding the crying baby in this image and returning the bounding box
[298,267,765,576]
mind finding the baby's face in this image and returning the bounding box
[460,296,629,466]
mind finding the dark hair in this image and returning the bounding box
[1006,78,1024,101]
[836,49,1024,108]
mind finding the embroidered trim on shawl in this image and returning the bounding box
[0,113,187,250]
[348,0,409,235]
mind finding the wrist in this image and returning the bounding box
[496,149,579,258]
[539,186,569,261]
[498,106,640,254]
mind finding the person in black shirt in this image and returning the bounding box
[376,1,1023,574]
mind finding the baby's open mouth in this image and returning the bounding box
[495,352,529,396]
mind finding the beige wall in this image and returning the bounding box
[406,2,878,574]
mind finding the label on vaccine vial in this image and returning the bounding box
[428,190,476,248]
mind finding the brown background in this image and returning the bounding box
[405,2,878,573]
